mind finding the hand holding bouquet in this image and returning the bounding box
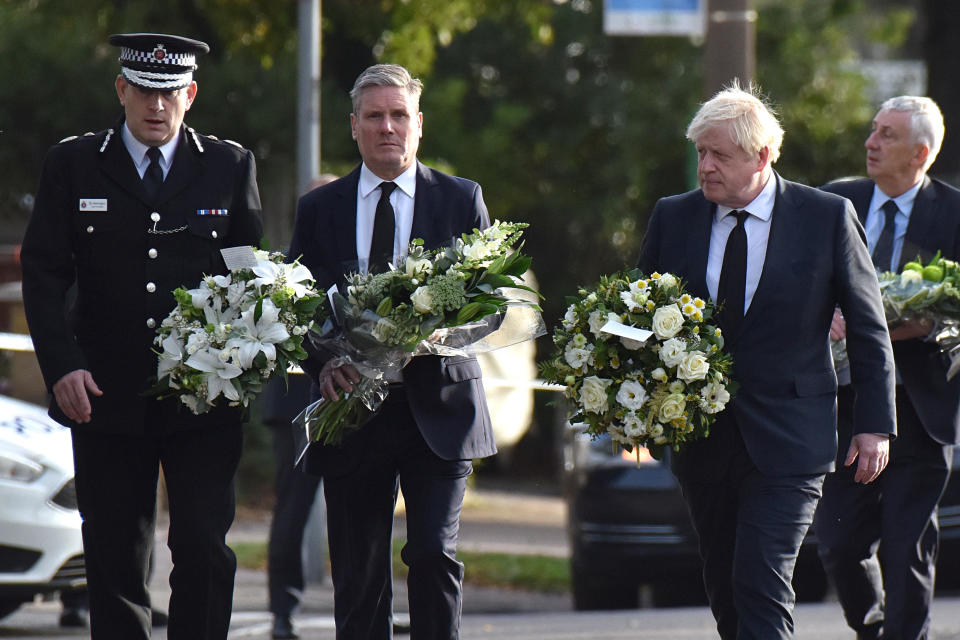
[540,269,735,459]
[300,220,542,447]
[152,250,327,413]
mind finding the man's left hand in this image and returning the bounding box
[844,433,890,484]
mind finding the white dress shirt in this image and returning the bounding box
[705,173,777,315]
[120,123,177,180]
[355,163,417,274]
[864,180,922,272]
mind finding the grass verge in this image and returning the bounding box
[230,539,570,594]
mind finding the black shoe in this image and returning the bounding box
[151,608,169,627]
[272,615,299,639]
[59,607,90,628]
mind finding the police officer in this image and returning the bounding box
[20,33,263,640]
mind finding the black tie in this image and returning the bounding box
[718,209,749,348]
[872,199,899,272]
[143,147,164,198]
[370,181,397,272]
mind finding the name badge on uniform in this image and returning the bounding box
[79,198,108,211]
[196,209,229,216]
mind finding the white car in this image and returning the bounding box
[0,393,85,621]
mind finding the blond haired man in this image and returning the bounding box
[638,84,896,639]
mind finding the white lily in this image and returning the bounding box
[252,260,315,299]
[185,347,242,403]
[189,274,232,309]
[225,299,290,369]
[157,330,185,378]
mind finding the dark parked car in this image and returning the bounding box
[562,424,960,611]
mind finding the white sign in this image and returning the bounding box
[599,319,655,344]
[604,0,706,37]
[220,245,259,270]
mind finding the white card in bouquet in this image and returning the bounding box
[220,246,259,270]
[599,319,654,344]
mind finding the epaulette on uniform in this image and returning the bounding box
[58,132,94,144]
[58,129,114,153]
[190,129,246,153]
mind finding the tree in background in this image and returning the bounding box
[0,0,913,479]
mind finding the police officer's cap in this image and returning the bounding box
[109,33,210,91]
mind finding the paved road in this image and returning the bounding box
[4,484,960,639]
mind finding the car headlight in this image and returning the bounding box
[571,429,662,470]
[0,451,45,483]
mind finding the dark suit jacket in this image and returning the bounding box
[21,119,263,434]
[822,176,960,446]
[638,173,897,476]
[287,162,497,463]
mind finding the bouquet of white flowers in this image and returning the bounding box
[540,269,735,459]
[152,250,327,413]
[297,220,542,448]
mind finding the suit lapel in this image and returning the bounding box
[742,173,792,329]
[98,124,145,200]
[154,129,199,204]
[688,197,713,301]
[410,162,440,246]
[901,175,938,267]
[333,167,361,273]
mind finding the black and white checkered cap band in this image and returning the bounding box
[119,46,196,68]
[121,66,193,90]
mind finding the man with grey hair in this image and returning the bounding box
[816,96,960,640]
[638,83,896,639]
[288,64,495,640]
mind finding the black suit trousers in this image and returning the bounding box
[814,386,951,640]
[320,388,472,640]
[673,413,824,640]
[70,422,242,640]
[264,375,324,618]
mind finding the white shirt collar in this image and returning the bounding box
[120,122,179,173]
[358,162,417,199]
[871,179,923,218]
[715,171,776,222]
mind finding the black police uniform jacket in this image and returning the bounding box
[21,118,263,434]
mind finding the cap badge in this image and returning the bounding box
[152,44,167,61]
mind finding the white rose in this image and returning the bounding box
[405,256,433,278]
[588,310,609,337]
[656,273,679,290]
[410,287,433,314]
[900,270,922,286]
[620,336,645,351]
[648,423,664,439]
[659,337,687,368]
[677,351,710,382]
[564,346,593,369]
[652,304,685,339]
[650,367,668,382]
[579,376,613,413]
[462,241,492,262]
[616,380,648,410]
[658,393,687,422]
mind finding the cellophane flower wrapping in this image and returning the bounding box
[292,220,544,458]
[539,269,736,461]
[151,250,328,413]
[832,253,960,379]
